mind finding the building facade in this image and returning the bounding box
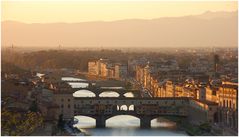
[88,59,127,80]
[218,82,238,131]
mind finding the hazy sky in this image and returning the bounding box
[2,1,237,23]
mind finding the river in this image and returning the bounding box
[62,77,188,136]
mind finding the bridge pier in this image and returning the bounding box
[96,116,106,128]
[96,93,100,97]
[140,116,151,128]
[119,93,125,98]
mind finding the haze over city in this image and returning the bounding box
[1,1,238,48]
[1,1,238,136]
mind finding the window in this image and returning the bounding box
[68,99,70,102]
[61,99,64,102]
[61,104,64,108]
[68,104,71,108]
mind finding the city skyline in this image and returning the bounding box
[1,1,238,135]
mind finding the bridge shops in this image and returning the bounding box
[52,91,218,128]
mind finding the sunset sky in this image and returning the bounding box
[2,1,238,23]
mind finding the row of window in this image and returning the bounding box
[220,99,236,109]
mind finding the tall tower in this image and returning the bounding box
[214,54,219,74]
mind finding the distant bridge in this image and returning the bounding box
[63,80,96,83]
[73,87,140,97]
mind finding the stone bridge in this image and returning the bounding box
[73,87,140,97]
[54,96,191,128]
[73,97,189,128]
[53,87,218,128]
[64,80,96,84]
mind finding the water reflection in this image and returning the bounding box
[99,92,120,97]
[74,116,96,128]
[106,115,140,127]
[124,92,134,98]
[62,77,86,81]
[63,77,187,136]
[101,87,124,89]
[68,82,88,88]
[74,115,187,136]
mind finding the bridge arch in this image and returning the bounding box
[129,105,134,111]
[105,115,140,127]
[99,91,120,97]
[73,90,96,97]
[68,82,89,88]
[123,92,134,97]
[120,105,128,111]
[150,117,177,128]
[74,115,96,128]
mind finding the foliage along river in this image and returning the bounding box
[62,77,188,136]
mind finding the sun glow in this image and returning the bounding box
[2,1,237,23]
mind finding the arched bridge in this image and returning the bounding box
[73,87,140,97]
[65,80,96,84]
[53,91,218,128]
[73,97,188,128]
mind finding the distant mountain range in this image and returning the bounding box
[2,11,237,48]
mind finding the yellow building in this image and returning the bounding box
[99,62,108,77]
[88,60,100,75]
[165,80,175,97]
[205,86,219,103]
[175,84,184,97]
[218,81,238,131]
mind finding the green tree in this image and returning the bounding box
[29,100,38,112]
[1,108,44,135]
[57,114,65,130]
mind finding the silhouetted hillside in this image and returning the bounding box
[2,11,237,48]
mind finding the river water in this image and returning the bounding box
[62,77,188,136]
